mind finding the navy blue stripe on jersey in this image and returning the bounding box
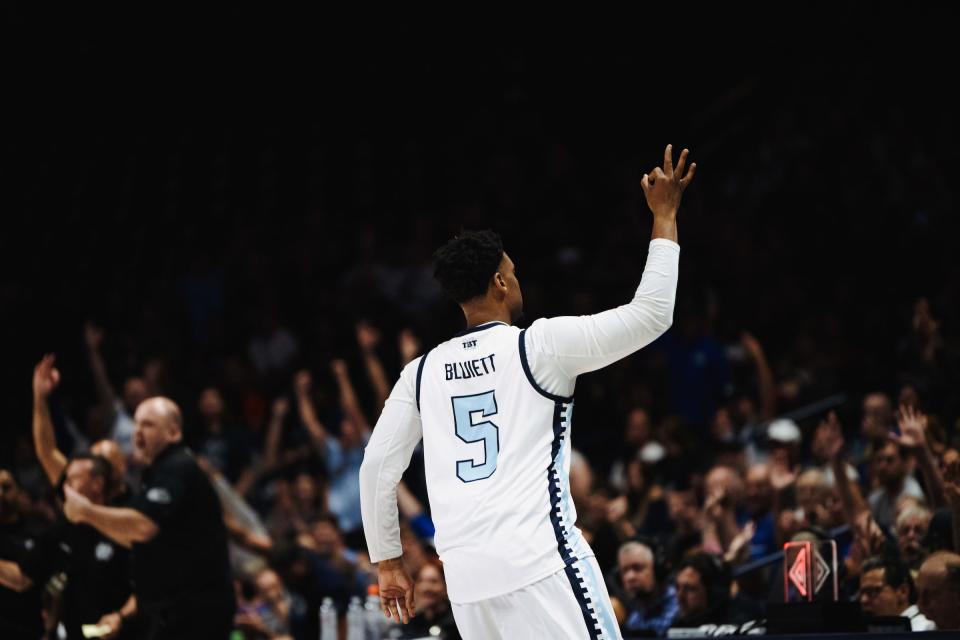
[415,352,429,412]
[547,401,575,566]
[547,400,602,637]
[518,329,574,403]
[452,321,508,337]
[564,562,602,640]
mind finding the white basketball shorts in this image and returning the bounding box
[451,555,622,639]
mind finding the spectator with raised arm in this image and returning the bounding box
[398,328,422,368]
[893,404,946,509]
[356,320,391,412]
[294,365,369,545]
[869,439,925,530]
[83,323,149,460]
[33,355,130,503]
[193,387,252,484]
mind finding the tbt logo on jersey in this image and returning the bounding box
[462,339,477,350]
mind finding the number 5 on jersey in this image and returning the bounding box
[452,391,500,482]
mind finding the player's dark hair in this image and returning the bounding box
[432,230,504,304]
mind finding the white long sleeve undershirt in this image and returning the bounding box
[359,238,680,562]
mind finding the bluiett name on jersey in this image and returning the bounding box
[444,354,496,380]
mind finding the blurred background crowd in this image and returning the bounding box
[3,5,960,638]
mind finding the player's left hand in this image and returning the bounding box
[378,557,416,623]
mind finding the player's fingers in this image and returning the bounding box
[393,598,404,623]
[406,587,416,618]
[673,148,689,179]
[680,162,697,188]
[382,591,399,621]
[641,174,650,193]
[663,144,673,176]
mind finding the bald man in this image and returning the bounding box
[64,396,235,639]
[916,551,960,630]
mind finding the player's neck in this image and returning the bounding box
[461,304,511,329]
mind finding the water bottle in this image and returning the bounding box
[319,596,337,640]
[347,595,366,640]
[364,583,386,639]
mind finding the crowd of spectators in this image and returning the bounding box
[3,26,960,638]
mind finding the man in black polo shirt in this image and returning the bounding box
[2,454,135,640]
[0,468,45,640]
[64,396,235,639]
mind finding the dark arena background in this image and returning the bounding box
[2,5,960,639]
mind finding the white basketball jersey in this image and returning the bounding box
[416,321,591,603]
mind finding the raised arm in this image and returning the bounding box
[893,404,945,508]
[293,370,328,452]
[84,323,119,423]
[359,358,423,623]
[331,359,371,439]
[740,332,778,420]
[261,396,290,472]
[525,145,694,395]
[644,144,694,244]
[818,412,869,521]
[398,329,422,369]
[32,355,68,485]
[356,321,391,412]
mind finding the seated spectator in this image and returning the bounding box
[605,458,670,542]
[0,469,44,640]
[858,555,935,630]
[743,463,777,560]
[611,539,678,637]
[608,408,655,493]
[869,440,925,530]
[895,504,932,572]
[400,557,460,639]
[234,568,294,639]
[193,387,251,483]
[916,551,960,631]
[672,553,751,629]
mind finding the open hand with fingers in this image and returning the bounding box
[893,404,928,450]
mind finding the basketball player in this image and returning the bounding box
[360,144,694,639]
